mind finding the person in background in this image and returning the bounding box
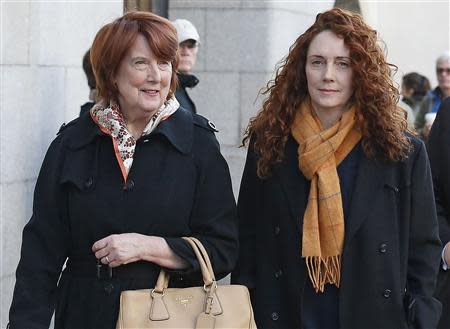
[172,19,200,114]
[398,98,415,129]
[401,72,431,116]
[232,8,441,329]
[416,52,450,139]
[80,49,97,116]
[8,11,238,329]
[427,97,450,329]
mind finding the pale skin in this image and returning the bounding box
[178,39,198,74]
[305,30,354,129]
[91,34,188,270]
[92,234,187,268]
[114,34,171,138]
[445,242,450,265]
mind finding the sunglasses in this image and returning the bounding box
[180,40,197,49]
[436,67,450,75]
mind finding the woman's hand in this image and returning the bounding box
[445,241,450,266]
[92,233,189,269]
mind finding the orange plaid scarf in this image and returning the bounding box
[291,99,362,292]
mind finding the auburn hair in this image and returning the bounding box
[90,11,179,104]
[244,8,411,178]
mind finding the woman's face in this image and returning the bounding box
[305,30,353,116]
[114,34,172,121]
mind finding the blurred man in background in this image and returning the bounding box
[172,19,200,114]
[416,52,450,139]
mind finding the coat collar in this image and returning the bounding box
[65,112,103,150]
[147,107,193,154]
[272,136,309,232]
[66,108,193,154]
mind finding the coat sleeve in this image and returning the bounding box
[230,143,261,289]
[8,137,70,329]
[165,129,238,281]
[428,99,450,246]
[407,140,442,328]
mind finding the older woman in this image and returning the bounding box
[9,11,238,329]
[231,8,441,329]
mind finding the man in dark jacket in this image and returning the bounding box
[428,97,450,329]
[172,19,200,114]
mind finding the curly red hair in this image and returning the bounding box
[245,8,411,178]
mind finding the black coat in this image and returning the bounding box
[232,135,442,329]
[9,108,238,329]
[428,97,450,329]
[175,73,199,114]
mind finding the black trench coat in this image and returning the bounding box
[232,135,442,329]
[9,108,238,329]
[428,97,450,329]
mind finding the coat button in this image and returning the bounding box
[84,177,93,189]
[383,289,391,298]
[379,243,387,253]
[271,312,279,321]
[274,270,283,279]
[274,226,280,235]
[104,283,114,294]
[124,179,135,191]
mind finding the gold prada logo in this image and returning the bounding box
[176,295,193,308]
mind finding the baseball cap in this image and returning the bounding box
[172,19,200,44]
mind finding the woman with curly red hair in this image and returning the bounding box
[232,8,441,329]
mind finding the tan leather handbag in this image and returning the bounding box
[116,237,257,329]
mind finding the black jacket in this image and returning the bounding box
[428,97,450,329]
[175,73,199,114]
[9,107,238,329]
[79,101,95,117]
[232,135,441,329]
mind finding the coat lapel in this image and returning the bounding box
[344,154,388,251]
[272,136,309,232]
[273,135,390,243]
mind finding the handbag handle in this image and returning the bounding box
[150,237,224,321]
[187,237,216,282]
[153,237,216,293]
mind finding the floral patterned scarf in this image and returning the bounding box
[90,97,179,181]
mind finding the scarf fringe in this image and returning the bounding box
[305,255,341,293]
